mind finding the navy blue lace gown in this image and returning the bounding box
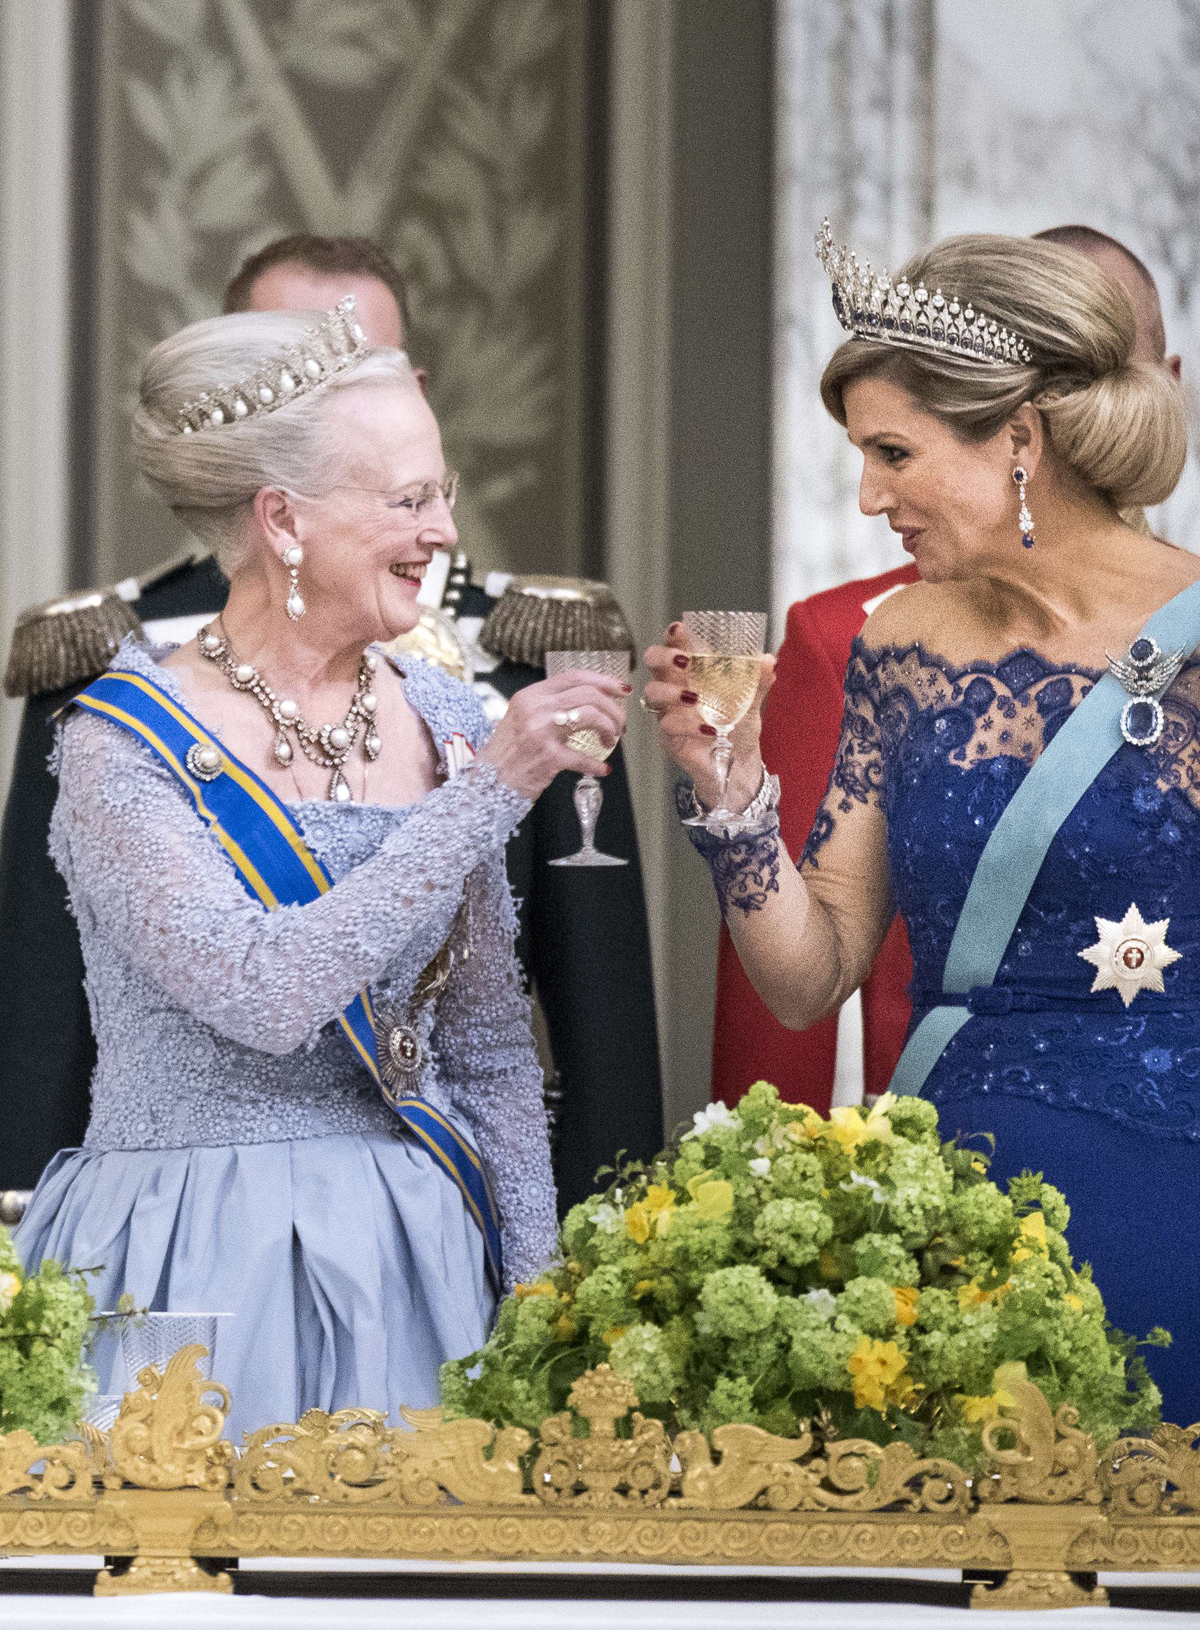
[822,638,1200,1428]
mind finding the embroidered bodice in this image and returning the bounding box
[806,637,1200,1141]
[50,639,556,1286]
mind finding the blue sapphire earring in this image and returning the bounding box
[1013,466,1034,548]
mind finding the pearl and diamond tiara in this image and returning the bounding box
[175,295,370,435]
[814,218,1035,369]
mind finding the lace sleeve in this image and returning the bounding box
[50,710,531,1056]
[801,641,887,870]
[432,857,558,1290]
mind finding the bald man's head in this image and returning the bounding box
[1033,224,1180,379]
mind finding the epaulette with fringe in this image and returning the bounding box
[479,576,635,668]
[3,546,216,699]
[4,590,143,699]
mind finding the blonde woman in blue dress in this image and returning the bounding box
[16,302,627,1436]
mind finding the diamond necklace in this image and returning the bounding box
[198,620,381,802]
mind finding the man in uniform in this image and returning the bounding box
[0,235,661,1214]
[711,224,1181,1115]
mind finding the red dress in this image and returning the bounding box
[710,564,920,1113]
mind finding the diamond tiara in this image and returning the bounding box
[175,296,370,435]
[814,219,1034,369]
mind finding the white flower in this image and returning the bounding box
[749,1157,771,1177]
[0,1270,21,1311]
[682,1102,742,1140]
[842,1171,886,1204]
[753,1134,772,1156]
[589,1203,622,1234]
[804,1288,837,1319]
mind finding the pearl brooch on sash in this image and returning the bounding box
[1078,902,1181,1007]
[1106,634,1187,748]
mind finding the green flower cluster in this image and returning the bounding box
[442,1085,1165,1466]
[0,1225,95,1443]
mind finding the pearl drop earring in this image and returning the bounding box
[283,545,305,620]
[1013,466,1035,549]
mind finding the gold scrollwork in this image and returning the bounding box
[531,1366,672,1507]
[978,1379,1101,1505]
[106,1343,233,1492]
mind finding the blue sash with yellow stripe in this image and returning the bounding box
[72,667,503,1290]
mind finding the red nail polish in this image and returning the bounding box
[667,621,682,634]
[680,689,699,704]
[620,683,633,693]
[700,723,717,736]
[673,654,689,669]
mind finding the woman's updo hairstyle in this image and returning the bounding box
[819,234,1187,510]
[133,309,420,571]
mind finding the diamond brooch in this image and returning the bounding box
[1106,634,1187,748]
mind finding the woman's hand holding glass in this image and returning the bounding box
[478,668,628,803]
[642,618,775,818]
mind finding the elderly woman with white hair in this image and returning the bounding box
[15,300,626,1435]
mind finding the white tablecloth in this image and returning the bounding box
[3,1560,1199,1628]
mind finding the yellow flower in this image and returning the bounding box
[1065,1292,1083,1313]
[625,1182,676,1243]
[819,1247,842,1282]
[956,1275,1011,1313]
[826,1106,869,1153]
[892,1286,918,1327]
[686,1172,734,1221]
[513,1280,557,1299]
[784,1108,824,1143]
[601,1325,630,1347]
[957,1363,1025,1424]
[553,1313,579,1341]
[847,1336,916,1412]
[1013,1211,1049,1262]
[634,1279,656,1298]
[970,1155,987,1174]
[862,1093,897,1144]
[0,1270,20,1311]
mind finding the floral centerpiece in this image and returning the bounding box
[0,1225,95,1441]
[443,1084,1164,1467]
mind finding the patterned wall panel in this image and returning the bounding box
[92,0,598,586]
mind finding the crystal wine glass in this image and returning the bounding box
[545,649,631,867]
[679,610,768,833]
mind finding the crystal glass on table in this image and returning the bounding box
[545,649,631,867]
[679,610,769,833]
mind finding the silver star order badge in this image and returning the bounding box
[1078,902,1181,1007]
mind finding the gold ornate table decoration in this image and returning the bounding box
[2,1345,1199,1607]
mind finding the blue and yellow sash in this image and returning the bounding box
[72,668,502,1289]
[890,578,1200,1097]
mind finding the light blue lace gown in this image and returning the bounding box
[16,641,557,1439]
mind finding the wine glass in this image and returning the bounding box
[679,610,768,833]
[545,649,631,867]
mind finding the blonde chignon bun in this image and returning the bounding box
[819,233,1187,511]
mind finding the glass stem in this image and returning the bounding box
[574,775,602,851]
[711,730,734,811]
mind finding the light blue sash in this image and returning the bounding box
[889,579,1200,1096]
[72,668,503,1289]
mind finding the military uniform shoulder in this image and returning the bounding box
[2,547,219,700]
[478,574,636,668]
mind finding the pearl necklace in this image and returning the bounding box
[198,621,381,802]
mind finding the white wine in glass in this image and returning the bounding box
[545,649,631,867]
[687,654,763,733]
[680,611,768,832]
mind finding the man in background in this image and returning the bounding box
[711,224,1183,1114]
[1,234,661,1212]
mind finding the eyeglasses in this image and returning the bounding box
[314,470,460,517]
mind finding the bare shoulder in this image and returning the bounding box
[857,579,978,654]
